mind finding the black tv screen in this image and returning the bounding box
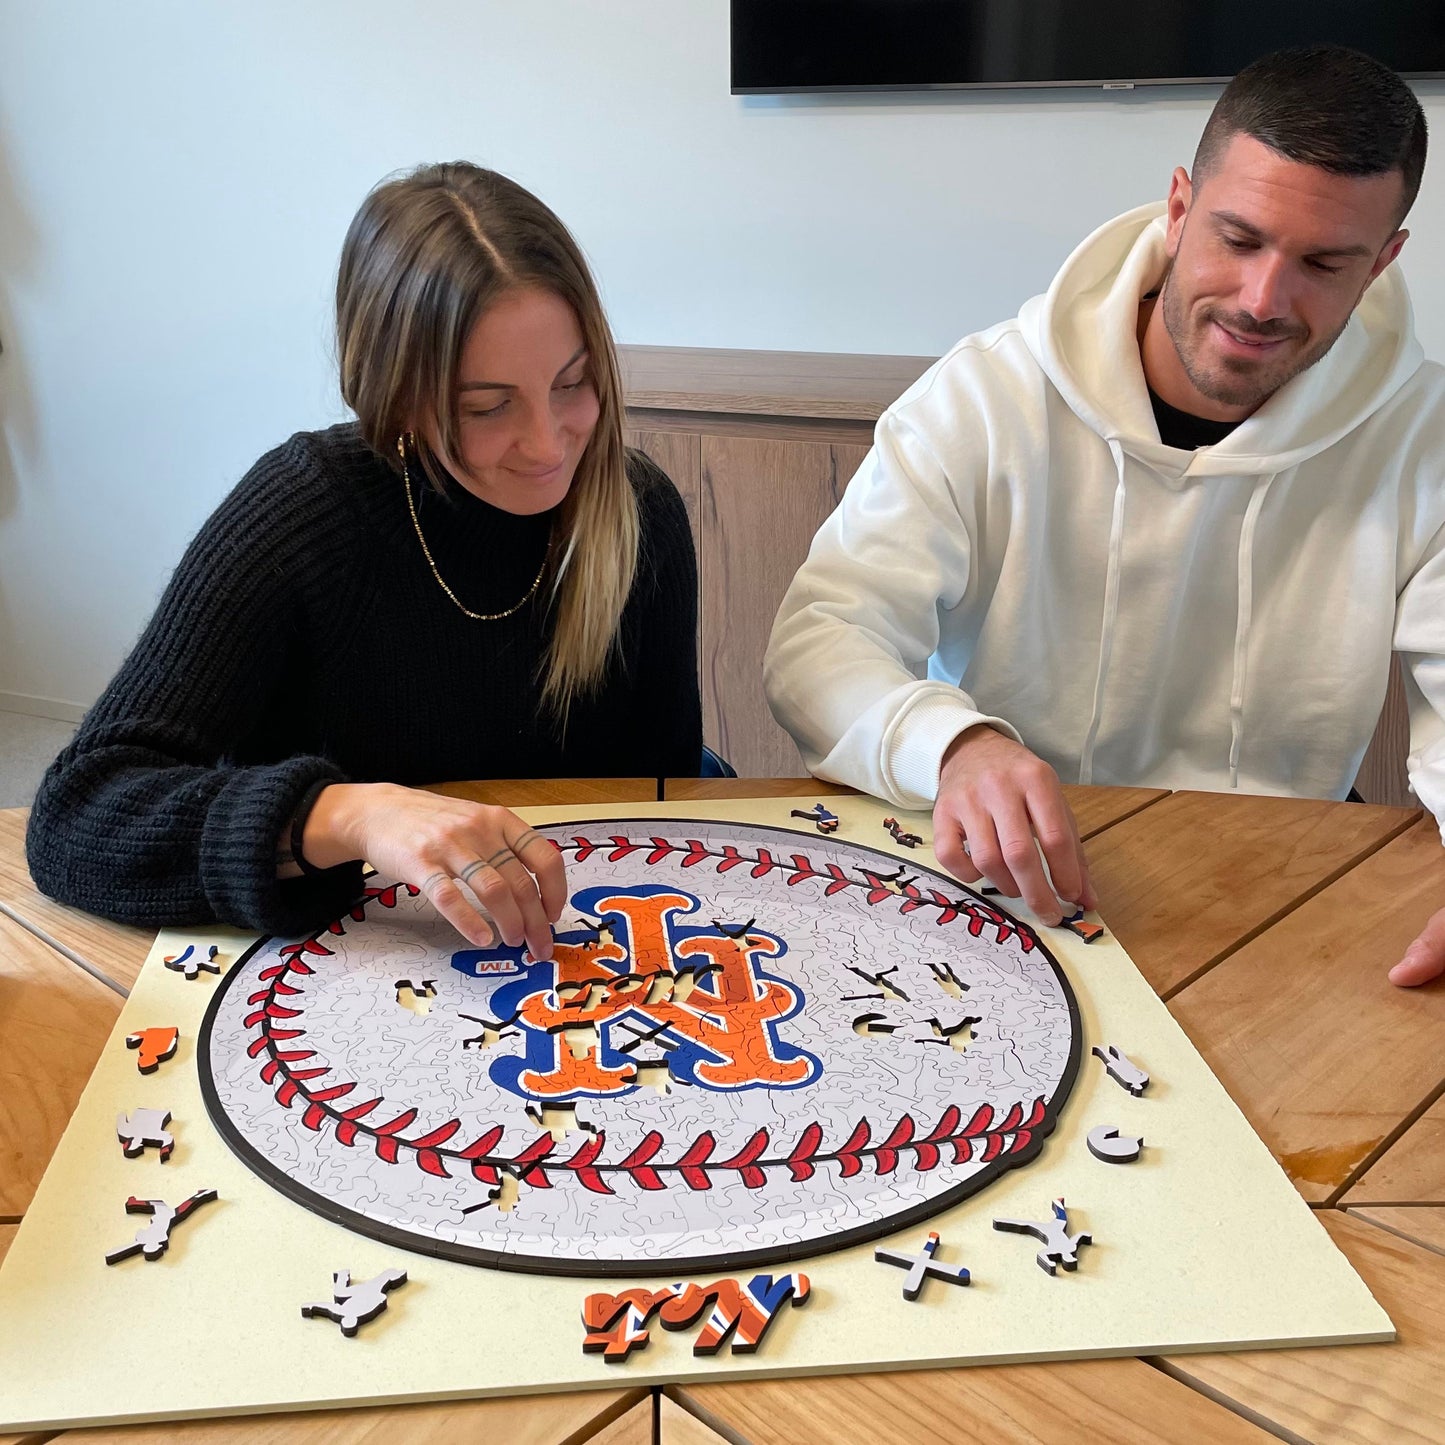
[732,1,1445,92]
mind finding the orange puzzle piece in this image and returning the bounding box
[125,1027,179,1075]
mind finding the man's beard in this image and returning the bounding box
[1160,268,1349,412]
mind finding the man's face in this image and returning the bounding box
[1158,133,1408,415]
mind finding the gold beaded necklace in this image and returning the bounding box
[397,434,550,621]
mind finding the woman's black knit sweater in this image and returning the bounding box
[26,424,701,936]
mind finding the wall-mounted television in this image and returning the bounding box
[731,1,1445,93]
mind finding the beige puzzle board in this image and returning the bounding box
[0,796,1391,1431]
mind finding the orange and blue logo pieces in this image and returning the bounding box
[474,886,822,1104]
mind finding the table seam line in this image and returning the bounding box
[1142,1357,1310,1444]
[1079,790,1172,841]
[663,1386,754,1445]
[1327,1070,1445,1206]
[0,900,131,999]
[1159,807,1424,1002]
[559,1386,654,1445]
[1340,1207,1445,1260]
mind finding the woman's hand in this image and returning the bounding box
[297,783,567,959]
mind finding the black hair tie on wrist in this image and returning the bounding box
[290,779,333,877]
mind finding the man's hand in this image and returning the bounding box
[1388,906,1445,987]
[932,725,1096,927]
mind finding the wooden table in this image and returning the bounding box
[3,780,1442,1444]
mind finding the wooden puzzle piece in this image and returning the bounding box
[125,1026,178,1074]
[993,1197,1093,1275]
[1060,908,1105,943]
[582,1275,810,1361]
[103,1189,217,1264]
[882,817,923,848]
[301,1269,409,1337]
[163,944,222,980]
[874,1231,971,1300]
[789,803,839,833]
[582,1288,661,1362]
[1087,1124,1144,1163]
[394,978,437,1016]
[1092,1044,1150,1095]
[116,1107,175,1162]
[661,1274,811,1355]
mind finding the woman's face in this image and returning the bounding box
[437,285,600,514]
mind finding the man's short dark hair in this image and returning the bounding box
[1194,46,1427,224]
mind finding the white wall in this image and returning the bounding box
[1,0,1442,712]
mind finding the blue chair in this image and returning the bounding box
[699,745,737,779]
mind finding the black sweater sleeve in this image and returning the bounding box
[622,450,703,777]
[26,438,365,934]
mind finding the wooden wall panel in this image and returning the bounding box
[1354,655,1411,808]
[698,438,870,776]
[623,429,702,556]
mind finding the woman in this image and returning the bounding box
[26,163,701,960]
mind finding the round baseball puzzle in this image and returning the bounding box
[201,818,1081,1275]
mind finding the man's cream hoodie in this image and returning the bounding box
[765,204,1445,834]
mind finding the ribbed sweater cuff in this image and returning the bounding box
[199,757,362,934]
[886,694,1023,806]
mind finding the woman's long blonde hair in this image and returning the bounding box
[335,162,639,718]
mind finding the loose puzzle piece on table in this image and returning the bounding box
[993,1197,1093,1275]
[124,1027,178,1074]
[103,1189,218,1265]
[115,1108,174,1162]
[1087,1124,1144,1163]
[874,1230,971,1300]
[301,1269,409,1338]
[163,945,222,981]
[1093,1044,1150,1095]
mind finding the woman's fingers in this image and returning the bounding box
[509,825,569,923]
[452,846,550,960]
[419,869,501,950]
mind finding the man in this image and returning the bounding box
[765,46,1445,985]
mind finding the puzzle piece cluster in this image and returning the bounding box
[582,1273,810,1361]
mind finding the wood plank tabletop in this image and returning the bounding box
[661,780,1171,841]
[592,1397,655,1445]
[659,1396,729,1444]
[1167,814,1445,1202]
[0,908,123,1216]
[669,1354,1276,1443]
[1342,1093,1445,1205]
[423,778,660,807]
[48,1389,649,1445]
[663,777,852,802]
[4,781,1444,1442]
[1083,791,1420,997]
[1345,1206,1445,1255]
[0,807,151,998]
[1159,1210,1445,1444]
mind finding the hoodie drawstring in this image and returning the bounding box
[1078,440,1129,784]
[1228,473,1278,788]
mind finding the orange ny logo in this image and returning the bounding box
[487,887,821,1101]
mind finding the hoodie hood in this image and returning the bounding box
[1018,202,1424,479]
